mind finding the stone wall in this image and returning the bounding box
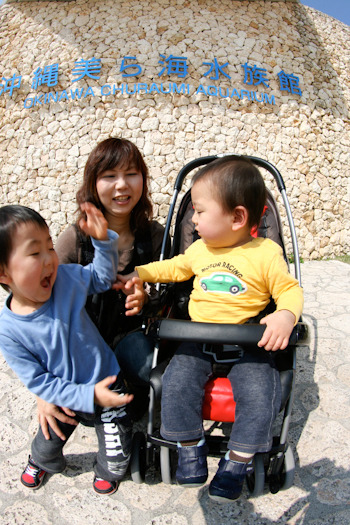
[0,0,349,260]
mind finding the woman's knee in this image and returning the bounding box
[115,332,154,383]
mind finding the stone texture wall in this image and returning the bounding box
[0,0,349,260]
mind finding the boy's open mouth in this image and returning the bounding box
[41,276,51,289]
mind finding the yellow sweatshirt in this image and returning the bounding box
[137,237,303,325]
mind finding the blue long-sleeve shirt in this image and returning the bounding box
[0,231,120,414]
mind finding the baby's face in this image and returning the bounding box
[191,180,237,248]
[4,222,58,314]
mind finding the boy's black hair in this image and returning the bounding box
[0,205,48,292]
[192,155,267,230]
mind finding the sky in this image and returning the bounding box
[0,0,349,26]
[300,0,350,26]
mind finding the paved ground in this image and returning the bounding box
[0,260,349,525]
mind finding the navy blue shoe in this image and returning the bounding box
[209,457,253,502]
[176,442,209,487]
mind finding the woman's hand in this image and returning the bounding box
[113,273,147,316]
[78,202,108,241]
[36,397,77,441]
[94,376,134,407]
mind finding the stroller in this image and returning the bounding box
[130,155,308,496]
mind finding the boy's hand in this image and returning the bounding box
[94,376,134,408]
[79,202,108,241]
[113,272,146,316]
[258,310,296,351]
[36,397,77,441]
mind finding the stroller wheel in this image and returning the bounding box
[160,446,176,484]
[268,445,295,493]
[246,453,265,497]
[130,431,147,484]
[273,444,295,492]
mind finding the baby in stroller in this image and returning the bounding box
[119,155,304,502]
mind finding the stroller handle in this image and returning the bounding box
[149,318,308,347]
[173,155,286,193]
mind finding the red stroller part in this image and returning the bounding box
[202,377,236,422]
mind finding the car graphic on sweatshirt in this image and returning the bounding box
[199,272,247,295]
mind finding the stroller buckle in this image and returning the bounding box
[203,343,244,363]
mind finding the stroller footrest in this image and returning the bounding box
[148,431,177,450]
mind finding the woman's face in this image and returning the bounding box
[96,163,144,221]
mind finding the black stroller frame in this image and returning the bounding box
[130,155,308,496]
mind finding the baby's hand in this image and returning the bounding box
[114,273,146,316]
[258,310,296,351]
[94,376,133,408]
[113,271,139,291]
[79,202,108,241]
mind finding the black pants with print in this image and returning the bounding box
[31,378,132,482]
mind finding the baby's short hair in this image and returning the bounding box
[192,156,266,230]
[0,205,48,291]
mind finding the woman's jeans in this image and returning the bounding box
[114,331,154,387]
[31,380,132,482]
[160,342,281,455]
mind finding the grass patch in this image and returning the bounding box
[288,254,304,264]
[288,254,350,265]
[334,255,350,264]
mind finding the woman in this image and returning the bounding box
[38,138,169,438]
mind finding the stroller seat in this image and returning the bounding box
[202,364,294,422]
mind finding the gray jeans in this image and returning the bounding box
[32,383,132,482]
[160,342,281,455]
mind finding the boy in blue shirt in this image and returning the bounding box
[0,203,133,495]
